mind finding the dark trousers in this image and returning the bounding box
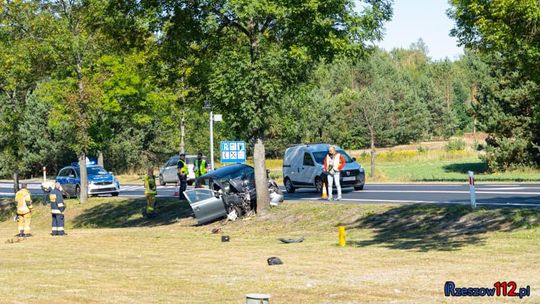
[178,174,187,200]
[52,214,65,235]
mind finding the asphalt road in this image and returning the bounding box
[1,182,540,207]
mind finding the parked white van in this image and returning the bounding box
[282,144,365,193]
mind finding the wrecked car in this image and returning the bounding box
[184,164,283,225]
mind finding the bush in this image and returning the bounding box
[445,139,466,151]
[480,137,534,171]
[417,145,428,153]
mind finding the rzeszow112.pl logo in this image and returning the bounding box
[444,281,531,299]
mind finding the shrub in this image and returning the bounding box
[445,139,466,151]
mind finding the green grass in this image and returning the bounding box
[355,150,540,182]
[1,197,539,303]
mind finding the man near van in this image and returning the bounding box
[177,153,188,200]
[15,184,33,237]
[323,146,345,201]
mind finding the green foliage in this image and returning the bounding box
[449,0,540,169]
[445,138,466,151]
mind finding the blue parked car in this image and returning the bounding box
[56,163,121,198]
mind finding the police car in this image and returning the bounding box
[56,162,121,198]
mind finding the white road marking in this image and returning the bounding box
[354,190,540,195]
[301,198,540,207]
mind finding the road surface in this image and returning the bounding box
[1,182,540,207]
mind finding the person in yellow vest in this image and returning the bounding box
[177,153,188,200]
[143,168,157,218]
[15,184,33,237]
[193,152,207,187]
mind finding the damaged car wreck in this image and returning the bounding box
[184,164,283,225]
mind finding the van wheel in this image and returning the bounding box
[159,175,166,186]
[354,184,364,191]
[284,178,295,193]
[315,177,324,193]
[75,186,81,199]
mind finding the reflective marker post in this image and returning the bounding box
[468,171,476,209]
[43,166,47,181]
[338,226,346,247]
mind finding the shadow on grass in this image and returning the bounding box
[443,162,488,174]
[345,204,540,252]
[72,198,194,228]
[0,198,16,222]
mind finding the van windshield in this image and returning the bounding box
[312,150,353,164]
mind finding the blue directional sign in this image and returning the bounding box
[220,141,247,163]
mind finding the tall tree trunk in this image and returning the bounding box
[98,151,104,167]
[78,153,88,203]
[254,138,269,214]
[369,128,375,178]
[13,172,19,193]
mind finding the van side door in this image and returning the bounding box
[299,152,318,186]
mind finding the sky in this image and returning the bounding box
[376,0,464,60]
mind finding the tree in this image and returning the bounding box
[0,0,53,191]
[449,0,540,169]
[196,0,392,212]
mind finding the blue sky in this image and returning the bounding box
[375,0,464,60]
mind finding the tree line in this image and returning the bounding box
[1,0,539,188]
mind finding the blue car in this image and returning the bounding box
[56,163,121,198]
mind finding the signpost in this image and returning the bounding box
[220,141,247,163]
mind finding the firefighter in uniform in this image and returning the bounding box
[193,152,207,187]
[45,183,66,236]
[15,184,33,237]
[177,153,188,200]
[143,168,157,217]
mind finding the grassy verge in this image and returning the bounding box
[1,197,539,303]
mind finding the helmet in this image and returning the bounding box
[41,181,54,192]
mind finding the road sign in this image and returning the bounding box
[221,141,247,163]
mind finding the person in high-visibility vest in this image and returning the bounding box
[193,152,207,187]
[323,146,346,201]
[143,168,157,217]
[177,153,188,200]
[15,184,33,237]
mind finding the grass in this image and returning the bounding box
[354,150,540,182]
[1,197,539,303]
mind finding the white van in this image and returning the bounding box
[282,144,365,193]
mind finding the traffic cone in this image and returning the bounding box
[321,181,328,199]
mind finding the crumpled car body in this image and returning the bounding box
[184,164,283,225]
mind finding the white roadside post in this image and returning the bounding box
[43,166,47,181]
[468,171,476,209]
[208,111,223,172]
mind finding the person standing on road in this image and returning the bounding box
[15,184,33,237]
[143,168,157,218]
[45,183,66,236]
[323,146,345,201]
[177,153,188,200]
[193,152,207,187]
